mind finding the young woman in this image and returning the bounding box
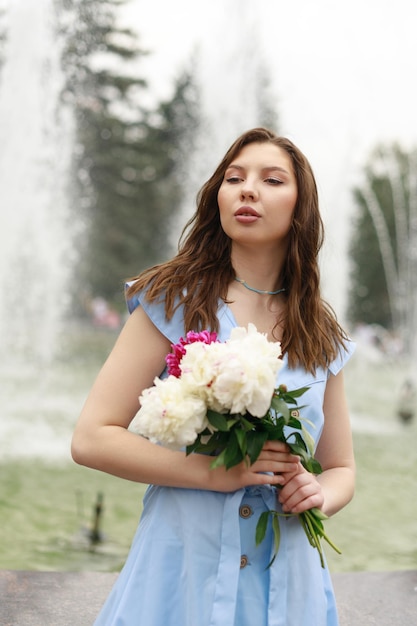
[72,128,355,626]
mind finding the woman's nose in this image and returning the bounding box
[240,183,258,201]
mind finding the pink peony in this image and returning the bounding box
[166,330,218,377]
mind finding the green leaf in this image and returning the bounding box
[225,452,245,469]
[186,440,200,455]
[301,425,316,455]
[188,431,228,456]
[255,511,270,545]
[310,507,328,521]
[281,386,310,400]
[287,416,302,428]
[270,396,290,419]
[207,410,230,431]
[246,430,269,464]
[286,433,308,456]
[263,421,285,440]
[240,415,256,431]
[272,513,281,557]
[233,428,247,456]
[223,433,244,469]
[305,458,323,475]
[299,415,316,430]
[210,448,228,469]
[266,513,281,569]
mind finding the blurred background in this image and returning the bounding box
[0,0,416,573]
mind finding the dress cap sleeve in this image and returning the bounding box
[328,339,356,376]
[125,281,185,345]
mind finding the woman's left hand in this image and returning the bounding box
[277,463,325,514]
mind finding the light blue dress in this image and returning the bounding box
[94,289,355,626]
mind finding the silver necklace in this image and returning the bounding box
[235,277,286,296]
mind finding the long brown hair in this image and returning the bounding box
[127,128,347,372]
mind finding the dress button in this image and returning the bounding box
[239,505,253,519]
[240,555,249,569]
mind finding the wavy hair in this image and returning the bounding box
[127,128,347,372]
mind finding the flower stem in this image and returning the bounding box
[256,507,341,569]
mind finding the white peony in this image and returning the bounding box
[130,375,208,449]
[210,324,283,417]
[131,324,284,450]
[179,341,219,393]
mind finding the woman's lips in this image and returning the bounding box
[234,206,260,224]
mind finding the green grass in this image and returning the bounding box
[325,429,417,572]
[0,461,146,572]
[325,351,417,572]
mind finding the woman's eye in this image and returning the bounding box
[225,176,241,184]
[265,177,282,185]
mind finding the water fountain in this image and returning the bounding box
[0,0,75,365]
[0,0,78,460]
[163,5,279,251]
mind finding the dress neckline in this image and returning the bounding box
[220,301,285,354]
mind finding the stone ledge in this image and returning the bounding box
[333,570,417,625]
[1,569,416,625]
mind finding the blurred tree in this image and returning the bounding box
[75,67,200,309]
[348,143,417,355]
[56,0,200,310]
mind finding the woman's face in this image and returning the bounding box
[217,142,298,248]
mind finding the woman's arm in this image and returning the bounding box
[71,306,298,492]
[315,369,356,515]
[276,370,355,517]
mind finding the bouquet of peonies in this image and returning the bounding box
[130,324,340,567]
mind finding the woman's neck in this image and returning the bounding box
[230,246,285,295]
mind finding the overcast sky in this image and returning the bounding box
[120,0,417,319]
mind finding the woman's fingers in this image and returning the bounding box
[254,442,300,474]
[260,440,291,453]
[278,470,324,513]
[252,457,299,475]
